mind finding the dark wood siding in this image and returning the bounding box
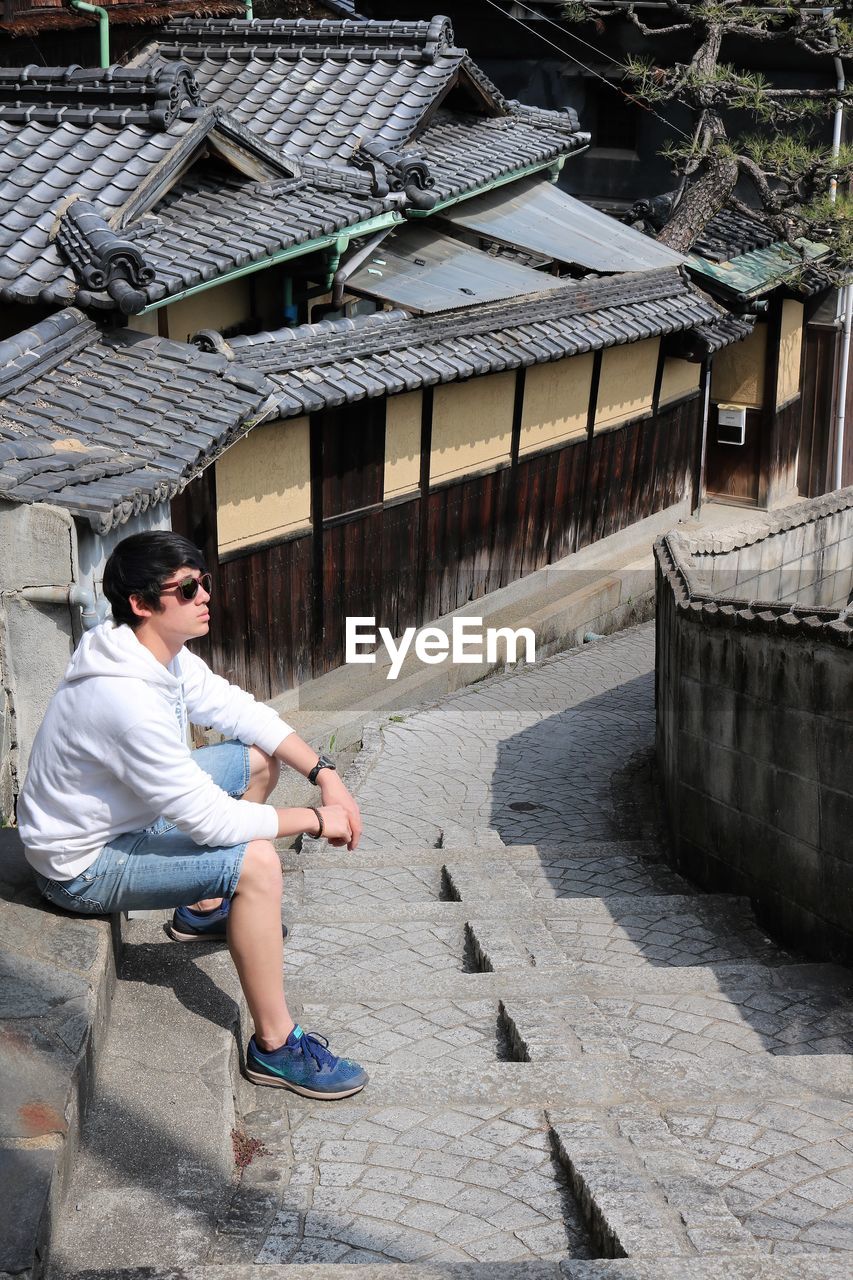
[173,386,702,700]
[798,326,836,498]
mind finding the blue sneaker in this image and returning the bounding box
[246,1025,368,1099]
[167,900,288,942]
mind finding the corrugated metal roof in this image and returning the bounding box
[346,224,569,312]
[440,177,686,273]
[687,237,829,299]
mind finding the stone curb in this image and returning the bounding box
[0,828,118,1280]
[44,1256,853,1279]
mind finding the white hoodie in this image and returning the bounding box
[17,621,294,880]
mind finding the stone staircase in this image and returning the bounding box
[47,832,853,1279]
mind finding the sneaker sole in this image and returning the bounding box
[166,922,289,943]
[245,1066,367,1099]
[166,924,223,942]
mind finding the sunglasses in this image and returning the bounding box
[159,572,213,602]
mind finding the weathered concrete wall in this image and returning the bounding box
[0,501,78,816]
[655,488,853,964]
[0,500,172,819]
[691,502,853,609]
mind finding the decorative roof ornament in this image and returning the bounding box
[352,137,438,210]
[54,199,156,316]
[0,62,201,130]
[159,15,456,59]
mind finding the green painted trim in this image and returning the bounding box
[407,152,575,218]
[138,212,403,315]
[69,0,109,67]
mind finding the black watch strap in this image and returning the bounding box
[308,753,336,786]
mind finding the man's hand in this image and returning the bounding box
[315,803,354,846]
[318,771,362,849]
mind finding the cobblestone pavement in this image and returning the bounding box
[49,624,853,1278]
[205,623,853,1274]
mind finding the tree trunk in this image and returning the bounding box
[657,108,738,253]
[657,149,739,252]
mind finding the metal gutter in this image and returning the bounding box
[69,0,109,68]
[406,149,587,218]
[136,211,405,315]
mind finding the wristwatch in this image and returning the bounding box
[308,753,336,786]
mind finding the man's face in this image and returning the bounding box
[148,566,212,646]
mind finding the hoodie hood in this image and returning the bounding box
[64,621,178,690]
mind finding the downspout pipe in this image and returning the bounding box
[332,228,394,307]
[69,0,110,69]
[10,585,106,631]
[245,0,253,20]
[831,51,849,491]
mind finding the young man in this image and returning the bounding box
[17,531,367,1100]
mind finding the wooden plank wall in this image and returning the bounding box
[172,388,702,698]
[798,326,835,498]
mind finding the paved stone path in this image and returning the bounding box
[49,623,853,1277]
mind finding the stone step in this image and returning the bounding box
[50,1259,853,1280]
[290,840,670,870]
[47,913,248,1277]
[0,829,117,1280]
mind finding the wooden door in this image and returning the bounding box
[705,403,763,505]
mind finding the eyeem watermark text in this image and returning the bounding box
[346,616,536,681]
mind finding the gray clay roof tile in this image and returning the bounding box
[0,308,276,529]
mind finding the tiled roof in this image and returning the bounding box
[0,114,195,309]
[0,63,202,131]
[157,15,458,56]
[149,43,466,163]
[0,20,587,317]
[204,267,736,417]
[0,108,352,313]
[146,15,585,177]
[667,312,755,360]
[414,110,586,204]
[126,170,390,303]
[0,309,275,531]
[693,208,777,263]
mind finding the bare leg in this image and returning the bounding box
[228,837,294,1050]
[192,747,281,912]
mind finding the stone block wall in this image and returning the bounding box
[690,495,853,609]
[655,488,853,964]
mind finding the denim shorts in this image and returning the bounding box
[34,740,252,916]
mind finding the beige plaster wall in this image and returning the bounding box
[431,372,515,485]
[166,279,254,344]
[776,299,804,410]
[595,339,660,430]
[659,357,702,406]
[711,322,767,408]
[385,391,423,499]
[519,355,592,456]
[216,417,311,555]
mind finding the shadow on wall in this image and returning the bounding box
[485,665,853,1067]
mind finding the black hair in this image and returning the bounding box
[103,531,207,630]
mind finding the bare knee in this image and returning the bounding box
[236,839,282,895]
[247,747,280,800]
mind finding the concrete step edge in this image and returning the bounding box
[0,828,120,1280]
